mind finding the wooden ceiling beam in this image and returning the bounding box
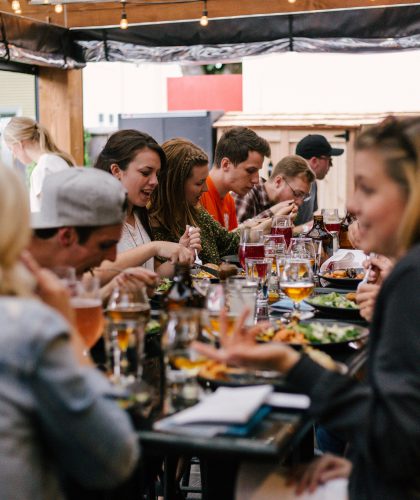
[2,0,420,28]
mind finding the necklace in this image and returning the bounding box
[124,214,146,248]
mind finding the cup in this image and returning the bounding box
[226,278,258,326]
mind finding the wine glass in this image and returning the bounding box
[245,257,273,320]
[238,227,265,269]
[106,284,151,385]
[280,259,314,319]
[271,215,293,247]
[70,275,104,350]
[289,238,317,272]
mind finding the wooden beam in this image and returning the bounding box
[38,68,84,165]
[3,0,420,28]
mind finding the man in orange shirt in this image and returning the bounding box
[200,127,271,230]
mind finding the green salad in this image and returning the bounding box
[156,278,172,293]
[294,322,363,344]
[145,319,161,335]
[308,292,359,310]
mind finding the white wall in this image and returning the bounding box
[243,51,420,114]
[83,62,182,129]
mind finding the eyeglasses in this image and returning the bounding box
[319,155,333,166]
[283,178,311,202]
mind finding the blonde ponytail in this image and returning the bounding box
[4,117,75,167]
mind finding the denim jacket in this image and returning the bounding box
[0,297,139,500]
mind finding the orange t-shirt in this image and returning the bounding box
[200,175,238,231]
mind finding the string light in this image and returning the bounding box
[120,0,128,29]
[15,7,22,13]
[11,0,21,11]
[54,3,63,13]
[288,0,297,4]
[200,0,208,26]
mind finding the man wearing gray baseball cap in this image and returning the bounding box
[30,167,129,276]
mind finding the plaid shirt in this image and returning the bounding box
[232,179,274,223]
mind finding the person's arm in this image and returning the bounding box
[200,210,240,259]
[32,325,139,489]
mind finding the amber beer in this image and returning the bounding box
[280,282,314,302]
[208,313,237,336]
[106,305,151,351]
[168,354,208,373]
[71,297,104,348]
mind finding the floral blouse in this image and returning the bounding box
[151,208,240,265]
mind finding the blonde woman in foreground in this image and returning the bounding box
[0,164,138,499]
[4,116,74,211]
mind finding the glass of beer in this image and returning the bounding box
[106,284,151,385]
[70,276,104,349]
[280,258,314,319]
[322,208,341,233]
[271,215,293,247]
[238,227,265,269]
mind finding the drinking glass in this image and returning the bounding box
[106,284,151,385]
[70,275,104,349]
[205,283,239,337]
[226,278,258,327]
[245,258,273,319]
[289,238,317,272]
[271,215,293,247]
[238,227,265,269]
[322,208,341,233]
[280,259,314,318]
[264,234,286,274]
[162,309,205,409]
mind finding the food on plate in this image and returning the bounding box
[219,262,238,280]
[145,319,161,335]
[256,320,364,345]
[308,292,359,310]
[156,278,172,293]
[323,268,364,279]
[204,263,219,271]
[198,360,244,381]
[345,292,357,302]
[304,347,346,373]
[194,269,216,279]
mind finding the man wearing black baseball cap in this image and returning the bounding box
[294,134,344,227]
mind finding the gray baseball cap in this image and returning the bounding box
[32,167,127,229]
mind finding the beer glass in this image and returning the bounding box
[106,284,150,385]
[280,259,314,318]
[271,215,293,247]
[238,227,265,269]
[70,276,104,349]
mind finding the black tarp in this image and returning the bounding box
[0,11,84,68]
[72,4,420,63]
[1,4,420,68]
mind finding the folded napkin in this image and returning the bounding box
[320,249,366,274]
[154,385,273,436]
[271,298,314,312]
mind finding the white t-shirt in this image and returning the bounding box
[117,212,155,271]
[30,153,71,212]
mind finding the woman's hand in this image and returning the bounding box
[356,282,380,322]
[363,254,393,285]
[192,309,300,373]
[100,267,158,301]
[21,250,75,326]
[154,241,194,265]
[290,453,352,494]
[180,226,202,252]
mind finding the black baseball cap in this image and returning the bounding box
[296,135,344,159]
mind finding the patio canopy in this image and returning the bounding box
[1,2,420,67]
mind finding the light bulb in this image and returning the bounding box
[200,14,208,26]
[43,0,50,4]
[11,0,20,11]
[288,0,296,4]
[54,3,63,13]
[15,7,22,13]
[120,12,128,29]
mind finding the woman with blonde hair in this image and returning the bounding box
[150,137,241,265]
[0,163,139,498]
[195,117,420,499]
[4,116,74,211]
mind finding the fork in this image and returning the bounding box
[188,225,202,266]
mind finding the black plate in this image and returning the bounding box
[197,370,285,390]
[304,298,362,320]
[221,254,240,265]
[319,275,363,290]
[266,318,369,353]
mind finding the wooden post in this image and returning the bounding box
[38,68,84,165]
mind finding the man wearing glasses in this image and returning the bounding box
[295,134,344,227]
[233,155,315,224]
